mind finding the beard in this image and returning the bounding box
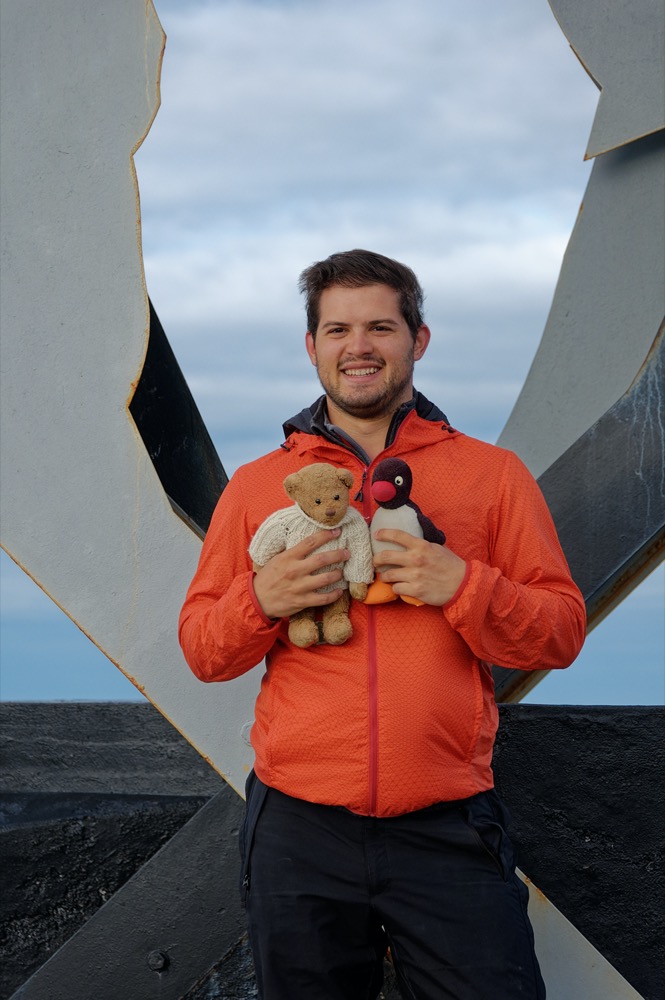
[315,353,415,420]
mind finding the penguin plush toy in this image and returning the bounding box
[364,457,446,606]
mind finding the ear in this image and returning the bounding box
[337,468,354,489]
[413,324,430,362]
[283,472,301,499]
[305,330,317,366]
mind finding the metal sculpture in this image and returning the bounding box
[1,0,662,996]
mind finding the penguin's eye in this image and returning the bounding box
[333,494,340,501]
[315,498,321,504]
[394,476,404,486]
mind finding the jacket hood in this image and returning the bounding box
[282,391,454,463]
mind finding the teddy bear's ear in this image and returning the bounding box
[283,472,301,499]
[337,468,354,489]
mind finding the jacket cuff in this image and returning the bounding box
[248,570,283,628]
[441,559,472,612]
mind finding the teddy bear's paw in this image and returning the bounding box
[288,620,319,648]
[321,611,353,646]
[323,617,353,645]
[349,581,369,601]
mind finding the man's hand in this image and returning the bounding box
[372,529,467,607]
[253,528,348,620]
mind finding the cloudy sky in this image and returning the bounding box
[1,0,663,705]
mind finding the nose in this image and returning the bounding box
[346,327,374,355]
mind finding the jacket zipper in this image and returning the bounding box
[295,409,451,816]
[368,605,378,815]
[359,467,379,816]
[354,466,368,502]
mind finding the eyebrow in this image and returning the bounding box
[321,317,399,329]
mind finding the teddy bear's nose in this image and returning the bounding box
[325,508,337,519]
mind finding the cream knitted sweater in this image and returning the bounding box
[249,504,374,593]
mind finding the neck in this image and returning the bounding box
[325,400,395,462]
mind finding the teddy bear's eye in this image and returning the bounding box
[394,476,404,486]
[315,498,321,504]
[333,494,340,501]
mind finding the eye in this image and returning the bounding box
[333,494,340,501]
[315,498,321,504]
[394,476,404,486]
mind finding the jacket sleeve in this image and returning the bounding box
[443,451,586,671]
[178,471,282,682]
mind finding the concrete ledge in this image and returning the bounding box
[1,703,662,999]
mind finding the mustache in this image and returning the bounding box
[337,356,385,369]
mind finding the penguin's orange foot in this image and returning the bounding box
[399,594,425,607]
[363,579,397,604]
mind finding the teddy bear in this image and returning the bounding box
[249,463,374,647]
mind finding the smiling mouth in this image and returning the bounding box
[341,366,381,377]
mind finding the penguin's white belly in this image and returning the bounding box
[371,505,422,557]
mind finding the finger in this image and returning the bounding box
[283,558,345,591]
[373,548,410,570]
[377,568,416,590]
[300,586,345,608]
[301,566,345,590]
[280,585,345,618]
[305,547,349,572]
[292,528,342,557]
[372,528,418,547]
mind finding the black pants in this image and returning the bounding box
[240,774,545,1000]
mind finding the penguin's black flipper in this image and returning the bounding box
[408,501,446,545]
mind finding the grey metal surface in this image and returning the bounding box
[494,324,665,702]
[549,0,665,159]
[500,1,665,476]
[498,130,665,478]
[0,0,259,797]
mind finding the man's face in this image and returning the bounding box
[305,283,430,422]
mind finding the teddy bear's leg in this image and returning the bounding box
[288,608,319,648]
[321,591,353,645]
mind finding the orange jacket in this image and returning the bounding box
[179,396,586,817]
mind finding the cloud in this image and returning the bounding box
[136,0,598,223]
[140,194,574,471]
[134,0,597,475]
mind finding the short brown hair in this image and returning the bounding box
[299,249,425,339]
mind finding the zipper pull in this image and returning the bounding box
[354,467,368,503]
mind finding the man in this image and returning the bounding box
[179,249,586,1000]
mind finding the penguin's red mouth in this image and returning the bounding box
[371,481,396,503]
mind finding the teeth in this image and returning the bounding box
[345,368,379,376]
